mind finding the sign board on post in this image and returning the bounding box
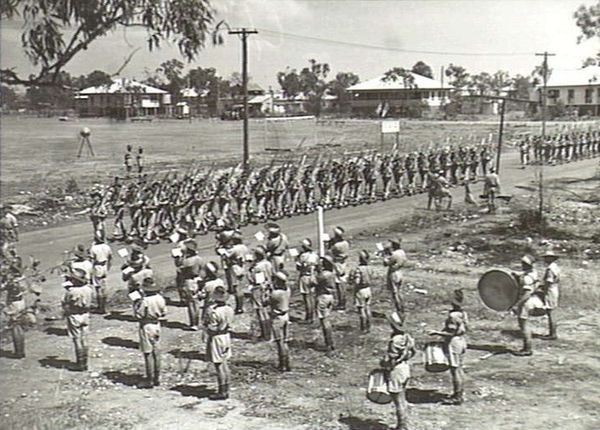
[381,120,400,134]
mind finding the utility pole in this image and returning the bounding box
[229,28,258,169]
[535,51,556,227]
[495,97,506,173]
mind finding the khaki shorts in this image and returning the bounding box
[139,322,161,353]
[447,336,466,368]
[354,287,372,308]
[298,275,316,295]
[519,294,545,319]
[250,286,267,310]
[387,270,403,290]
[544,285,559,310]
[207,333,231,364]
[66,313,90,339]
[271,314,289,342]
[387,362,410,393]
[316,294,334,319]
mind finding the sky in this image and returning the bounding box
[1,0,598,90]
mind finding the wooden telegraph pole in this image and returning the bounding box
[535,51,556,226]
[229,28,258,169]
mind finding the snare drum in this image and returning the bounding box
[424,342,449,373]
[366,369,392,404]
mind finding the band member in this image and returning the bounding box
[71,244,93,282]
[133,277,166,388]
[296,239,319,323]
[351,250,373,333]
[429,289,468,405]
[124,144,133,176]
[265,223,288,271]
[315,255,336,354]
[222,231,249,315]
[383,237,407,315]
[327,226,350,310]
[247,247,273,340]
[1,261,41,358]
[511,255,540,356]
[178,239,204,330]
[483,167,501,213]
[269,271,291,371]
[380,311,416,430]
[541,250,560,340]
[136,147,144,174]
[90,231,112,314]
[204,286,234,400]
[61,267,94,371]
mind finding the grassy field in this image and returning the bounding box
[0,115,576,201]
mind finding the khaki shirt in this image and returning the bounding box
[90,243,112,264]
[384,249,407,272]
[269,288,291,315]
[62,285,94,314]
[134,294,167,323]
[205,303,234,335]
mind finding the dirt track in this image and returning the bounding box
[1,152,599,430]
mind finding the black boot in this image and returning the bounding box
[210,384,229,400]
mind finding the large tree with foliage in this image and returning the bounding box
[277,59,330,115]
[411,61,433,79]
[0,0,217,87]
[277,68,302,99]
[574,1,600,66]
[444,64,470,88]
[327,71,359,112]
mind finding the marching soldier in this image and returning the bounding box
[269,271,291,371]
[124,145,133,176]
[71,244,94,282]
[296,239,319,323]
[316,255,336,354]
[199,261,225,320]
[204,285,234,400]
[350,250,373,333]
[383,237,407,315]
[327,226,350,311]
[61,267,94,371]
[429,289,468,405]
[136,146,145,175]
[90,231,112,315]
[133,277,166,388]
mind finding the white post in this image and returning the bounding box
[317,206,325,257]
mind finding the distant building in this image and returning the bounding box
[347,72,453,117]
[75,78,171,118]
[543,67,600,116]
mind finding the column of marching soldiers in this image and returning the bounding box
[0,127,598,406]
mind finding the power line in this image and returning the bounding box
[257,28,536,57]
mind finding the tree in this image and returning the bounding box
[1,0,217,87]
[444,64,470,88]
[327,71,360,113]
[1,85,18,109]
[77,70,112,89]
[411,61,433,78]
[277,68,302,99]
[574,2,600,67]
[292,59,331,116]
[26,71,74,109]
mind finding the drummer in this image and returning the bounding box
[511,255,540,356]
[429,289,468,405]
[541,250,561,340]
[380,311,416,430]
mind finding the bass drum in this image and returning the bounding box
[478,269,520,312]
[366,369,392,405]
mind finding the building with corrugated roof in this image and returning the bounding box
[75,78,171,118]
[544,67,600,116]
[347,72,453,117]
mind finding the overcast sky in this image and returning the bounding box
[1,0,598,89]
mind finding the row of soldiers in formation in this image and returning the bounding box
[517,128,600,166]
[89,142,498,245]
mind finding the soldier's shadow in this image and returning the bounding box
[162,320,190,330]
[170,384,214,399]
[102,336,139,350]
[168,348,206,361]
[103,370,145,387]
[104,311,138,323]
[44,327,68,336]
[406,387,446,404]
[468,343,512,355]
[0,350,22,359]
[164,295,186,308]
[338,416,388,430]
[39,356,77,371]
